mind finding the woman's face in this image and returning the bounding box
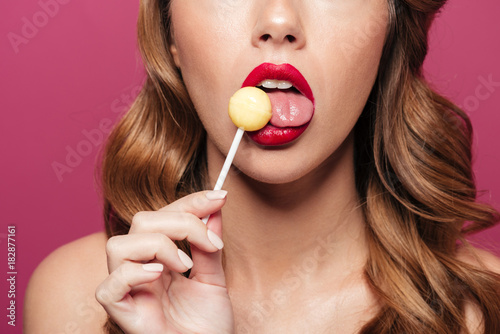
[169,0,388,184]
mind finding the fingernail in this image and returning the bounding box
[177,249,194,269]
[142,263,164,272]
[206,190,228,200]
[207,230,224,250]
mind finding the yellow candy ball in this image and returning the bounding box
[228,87,272,131]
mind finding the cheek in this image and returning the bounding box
[169,0,250,85]
[170,2,222,93]
[311,3,388,127]
[169,2,249,139]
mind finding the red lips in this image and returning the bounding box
[241,63,315,146]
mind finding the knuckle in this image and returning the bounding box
[152,233,170,248]
[177,213,201,237]
[191,192,206,207]
[178,212,195,226]
[131,211,149,229]
[177,193,204,212]
[105,236,122,257]
[114,262,128,278]
[175,200,189,213]
[95,283,111,304]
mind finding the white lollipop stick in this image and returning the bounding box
[202,87,271,224]
[202,127,244,224]
[213,127,245,191]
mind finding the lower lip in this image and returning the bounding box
[247,123,309,146]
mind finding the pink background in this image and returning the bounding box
[1,0,499,332]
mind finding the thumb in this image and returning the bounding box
[189,210,226,287]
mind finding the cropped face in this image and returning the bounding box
[168,0,388,184]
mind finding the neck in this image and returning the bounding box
[207,134,368,295]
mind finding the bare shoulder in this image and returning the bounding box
[456,245,500,333]
[24,231,110,333]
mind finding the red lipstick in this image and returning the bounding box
[241,63,314,146]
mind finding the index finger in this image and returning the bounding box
[159,190,227,218]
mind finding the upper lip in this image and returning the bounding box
[241,63,315,105]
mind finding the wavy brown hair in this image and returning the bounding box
[101,0,500,332]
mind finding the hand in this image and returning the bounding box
[95,190,234,334]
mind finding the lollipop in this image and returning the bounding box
[228,87,272,131]
[202,87,271,224]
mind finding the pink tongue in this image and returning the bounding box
[265,89,314,128]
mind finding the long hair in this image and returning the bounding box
[101,0,500,332]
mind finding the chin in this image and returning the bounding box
[243,169,307,185]
[233,156,319,186]
[229,135,352,188]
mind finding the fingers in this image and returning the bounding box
[96,261,164,304]
[129,210,223,253]
[190,210,226,287]
[129,190,226,252]
[97,190,230,332]
[106,233,193,273]
[95,262,165,333]
[107,190,227,272]
[96,261,163,308]
[160,190,228,217]
[155,191,227,287]
[105,189,228,286]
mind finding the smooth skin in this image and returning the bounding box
[24,0,500,333]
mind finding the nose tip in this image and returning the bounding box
[252,1,305,49]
